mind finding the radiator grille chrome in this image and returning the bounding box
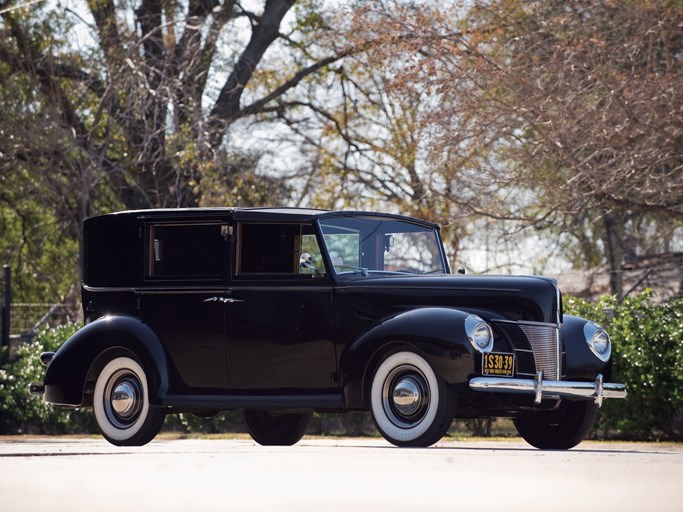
[519,323,561,380]
[493,321,566,380]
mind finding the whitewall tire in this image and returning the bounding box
[370,351,454,447]
[93,356,165,446]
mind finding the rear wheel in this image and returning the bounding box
[242,410,312,446]
[513,399,599,450]
[93,356,166,446]
[370,351,454,447]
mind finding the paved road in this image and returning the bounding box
[1,437,682,511]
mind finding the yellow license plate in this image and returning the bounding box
[482,352,515,377]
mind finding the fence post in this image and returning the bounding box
[2,265,10,351]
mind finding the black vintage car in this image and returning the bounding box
[31,208,626,448]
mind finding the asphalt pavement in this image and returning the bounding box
[1,437,682,511]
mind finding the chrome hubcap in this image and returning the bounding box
[392,377,423,416]
[112,381,138,417]
[104,371,143,428]
[382,365,430,428]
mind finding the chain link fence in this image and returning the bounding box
[2,266,79,360]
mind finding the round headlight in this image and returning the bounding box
[465,315,494,353]
[584,322,611,362]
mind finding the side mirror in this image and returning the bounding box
[300,253,313,269]
[300,253,323,277]
[456,266,466,275]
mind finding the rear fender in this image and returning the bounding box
[341,307,476,408]
[43,316,169,407]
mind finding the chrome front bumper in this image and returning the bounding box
[469,372,627,407]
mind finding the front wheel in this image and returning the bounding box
[93,356,166,446]
[370,351,454,447]
[513,399,599,450]
[242,410,312,446]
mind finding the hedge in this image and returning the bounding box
[565,291,683,440]
[1,291,681,440]
[0,324,95,434]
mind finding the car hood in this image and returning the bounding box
[333,273,560,324]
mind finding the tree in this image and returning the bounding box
[0,0,349,303]
[253,3,500,260]
[0,0,352,210]
[468,0,683,293]
[313,0,683,286]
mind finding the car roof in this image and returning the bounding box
[87,207,439,228]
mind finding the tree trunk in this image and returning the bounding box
[603,211,624,298]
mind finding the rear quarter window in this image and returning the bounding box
[83,214,140,287]
[147,223,225,280]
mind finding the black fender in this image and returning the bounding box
[43,315,170,407]
[341,307,477,408]
[561,314,612,381]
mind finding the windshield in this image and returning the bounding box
[318,216,446,276]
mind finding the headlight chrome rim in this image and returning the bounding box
[465,315,494,353]
[584,321,612,362]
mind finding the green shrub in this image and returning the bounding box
[565,291,683,440]
[0,323,96,434]
[2,291,681,441]
[164,411,245,434]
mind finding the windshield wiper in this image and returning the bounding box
[420,268,445,275]
[336,264,369,277]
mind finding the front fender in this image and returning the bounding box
[341,307,476,408]
[561,314,612,381]
[43,316,169,407]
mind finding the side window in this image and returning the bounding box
[300,229,325,276]
[323,231,360,270]
[237,223,326,276]
[147,223,225,279]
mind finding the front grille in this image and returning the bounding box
[494,321,566,380]
[519,323,560,379]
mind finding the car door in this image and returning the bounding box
[139,219,229,391]
[225,221,337,392]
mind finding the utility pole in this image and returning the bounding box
[2,265,10,352]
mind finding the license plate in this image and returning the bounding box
[482,352,515,377]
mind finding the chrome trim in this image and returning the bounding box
[518,323,561,380]
[104,370,143,428]
[111,381,138,416]
[554,282,562,374]
[556,324,562,379]
[555,280,562,324]
[478,319,558,327]
[382,365,430,428]
[203,296,245,304]
[595,374,604,407]
[83,284,225,294]
[465,315,494,354]
[82,284,139,293]
[534,371,543,404]
[392,377,424,416]
[39,351,55,366]
[29,383,45,395]
[583,322,612,362]
[469,373,627,407]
